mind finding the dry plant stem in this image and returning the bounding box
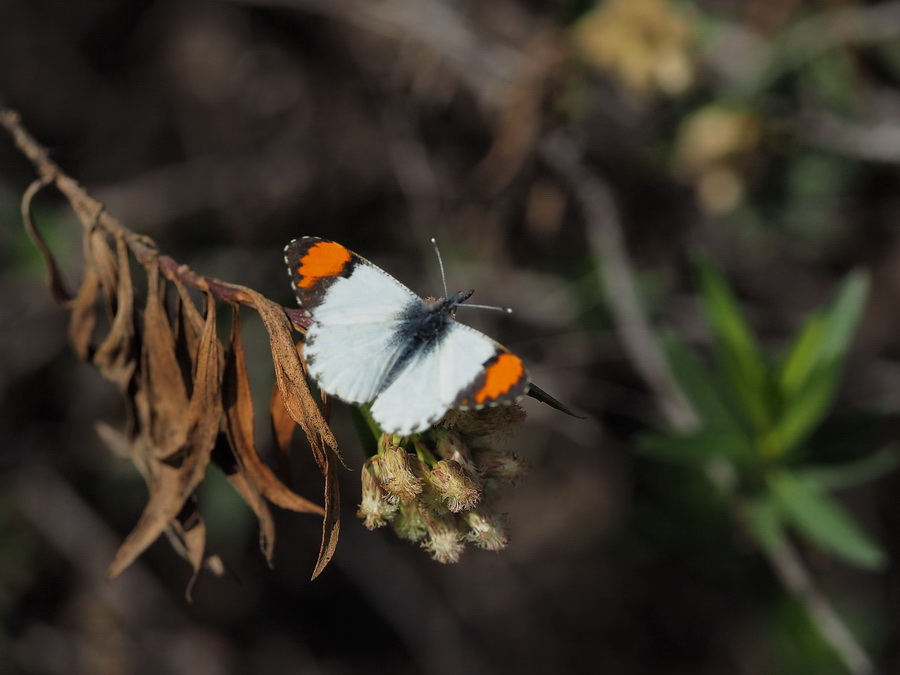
[765,541,876,675]
[540,132,876,675]
[751,0,900,91]
[0,108,311,330]
[540,132,699,432]
[2,106,339,579]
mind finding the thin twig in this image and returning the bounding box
[764,540,877,675]
[0,107,312,330]
[540,131,699,431]
[800,108,900,164]
[737,0,900,95]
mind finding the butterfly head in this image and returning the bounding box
[441,289,475,317]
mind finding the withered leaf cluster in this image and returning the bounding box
[8,110,341,590]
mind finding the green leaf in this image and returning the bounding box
[795,446,900,492]
[696,258,771,430]
[660,330,747,433]
[768,471,887,570]
[816,271,869,364]
[773,362,842,454]
[638,429,756,466]
[778,314,828,400]
[774,271,869,453]
[745,495,786,551]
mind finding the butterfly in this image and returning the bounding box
[284,237,530,435]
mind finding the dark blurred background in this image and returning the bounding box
[3,0,900,673]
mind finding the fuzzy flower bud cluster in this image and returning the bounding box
[357,405,529,563]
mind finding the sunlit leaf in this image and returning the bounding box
[223,306,324,517]
[768,471,887,570]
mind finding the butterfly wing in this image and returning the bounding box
[285,237,421,404]
[369,322,530,435]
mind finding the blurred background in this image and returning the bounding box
[4,0,900,673]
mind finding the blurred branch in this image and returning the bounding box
[540,132,699,432]
[764,539,877,675]
[228,0,538,110]
[741,1,900,93]
[800,108,900,163]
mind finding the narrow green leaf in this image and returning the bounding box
[745,496,786,551]
[773,363,842,454]
[778,314,828,400]
[818,271,869,364]
[638,429,755,466]
[796,446,900,492]
[696,258,770,429]
[768,471,887,570]
[774,271,869,454]
[660,330,746,432]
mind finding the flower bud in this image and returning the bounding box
[376,445,423,503]
[474,447,530,484]
[419,507,466,564]
[428,459,481,512]
[391,501,428,543]
[462,508,509,551]
[357,457,397,530]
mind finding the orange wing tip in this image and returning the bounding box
[474,353,526,405]
[297,241,352,289]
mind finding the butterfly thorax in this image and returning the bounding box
[401,290,470,345]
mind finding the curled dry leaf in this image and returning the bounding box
[229,284,340,579]
[163,496,224,602]
[92,236,136,390]
[222,304,326,565]
[108,291,223,580]
[212,431,277,566]
[141,263,190,459]
[22,178,73,304]
[270,380,297,483]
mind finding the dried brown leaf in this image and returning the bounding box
[224,306,324,518]
[67,262,100,360]
[88,228,120,319]
[172,276,206,338]
[311,452,340,580]
[228,285,341,577]
[212,432,277,565]
[22,177,73,304]
[92,235,136,390]
[172,288,201,395]
[108,291,223,579]
[163,496,222,602]
[142,263,190,459]
[269,381,297,483]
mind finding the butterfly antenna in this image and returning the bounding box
[431,237,450,299]
[465,302,513,314]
